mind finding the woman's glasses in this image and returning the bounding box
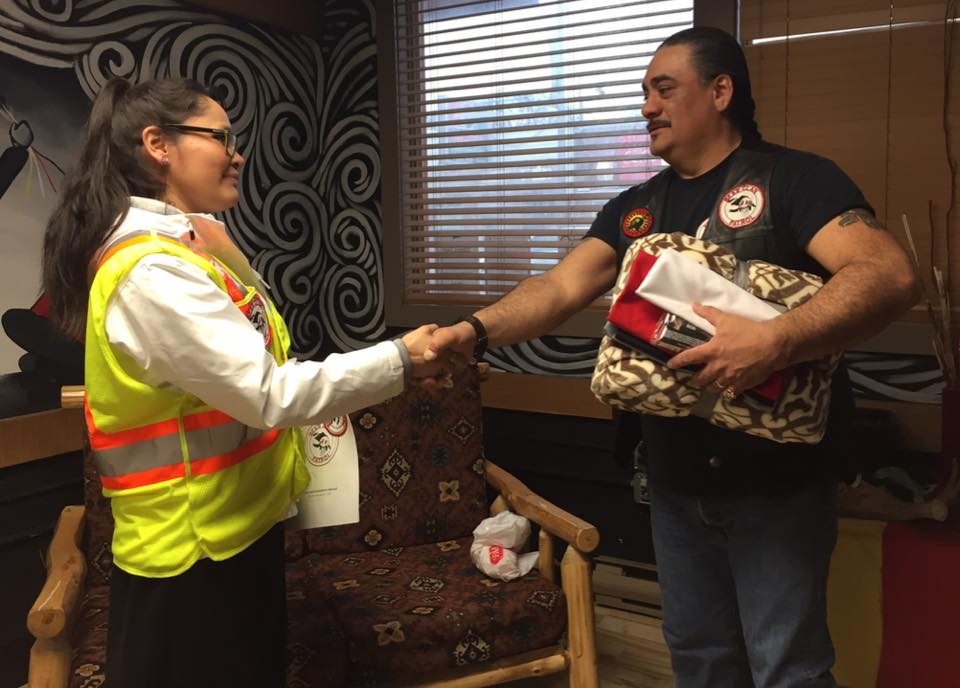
[160,123,238,158]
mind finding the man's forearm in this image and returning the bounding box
[473,273,587,348]
[428,238,616,358]
[775,260,918,366]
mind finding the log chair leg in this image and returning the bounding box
[561,546,598,688]
[28,636,72,688]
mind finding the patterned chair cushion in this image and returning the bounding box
[68,451,112,688]
[303,369,488,555]
[65,366,553,688]
[293,537,566,687]
[68,585,109,688]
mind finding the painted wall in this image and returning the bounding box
[0,51,85,370]
[0,0,384,373]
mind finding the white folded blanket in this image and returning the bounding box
[635,248,781,335]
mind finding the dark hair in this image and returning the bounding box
[661,26,761,142]
[42,77,211,339]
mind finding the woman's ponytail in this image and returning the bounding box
[42,77,209,340]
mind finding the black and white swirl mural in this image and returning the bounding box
[0,0,945,403]
[0,0,382,359]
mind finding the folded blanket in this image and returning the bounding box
[606,245,788,405]
[591,232,840,444]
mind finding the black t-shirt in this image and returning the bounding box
[587,146,869,496]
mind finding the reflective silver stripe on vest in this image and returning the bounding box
[93,432,185,477]
[185,422,265,464]
[93,419,263,478]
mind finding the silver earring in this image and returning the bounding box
[161,155,169,166]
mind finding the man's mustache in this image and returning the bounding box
[646,120,671,133]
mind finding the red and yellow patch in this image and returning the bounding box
[622,207,653,238]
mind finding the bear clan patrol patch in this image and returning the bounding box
[245,294,273,348]
[323,416,349,437]
[718,183,765,229]
[622,207,653,238]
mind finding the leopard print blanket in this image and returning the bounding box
[590,232,840,444]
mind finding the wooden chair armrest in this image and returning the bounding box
[28,506,87,640]
[484,459,599,553]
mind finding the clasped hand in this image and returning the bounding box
[665,304,790,397]
[401,324,465,388]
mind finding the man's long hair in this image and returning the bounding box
[662,27,762,142]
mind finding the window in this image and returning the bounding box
[379,0,702,333]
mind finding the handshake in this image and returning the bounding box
[399,320,482,386]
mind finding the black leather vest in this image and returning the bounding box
[615,142,800,270]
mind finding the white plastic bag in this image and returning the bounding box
[470,511,539,582]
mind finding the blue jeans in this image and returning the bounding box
[650,481,838,688]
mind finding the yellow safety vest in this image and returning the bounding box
[85,231,308,577]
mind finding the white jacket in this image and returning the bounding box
[102,196,406,430]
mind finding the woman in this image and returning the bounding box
[42,77,441,687]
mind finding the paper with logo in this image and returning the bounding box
[289,415,360,529]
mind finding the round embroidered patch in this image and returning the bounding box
[622,207,654,238]
[323,416,349,437]
[245,294,273,347]
[718,183,765,229]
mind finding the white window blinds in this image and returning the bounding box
[385,0,694,316]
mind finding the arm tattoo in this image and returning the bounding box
[838,208,884,230]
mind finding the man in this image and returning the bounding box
[424,26,919,687]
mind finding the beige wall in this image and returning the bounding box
[0,64,85,372]
[0,199,50,371]
[742,1,957,327]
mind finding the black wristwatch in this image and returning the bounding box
[457,314,488,360]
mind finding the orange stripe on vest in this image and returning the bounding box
[86,400,238,450]
[100,461,186,491]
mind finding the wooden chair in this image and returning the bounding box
[0,387,85,688]
[26,367,600,687]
